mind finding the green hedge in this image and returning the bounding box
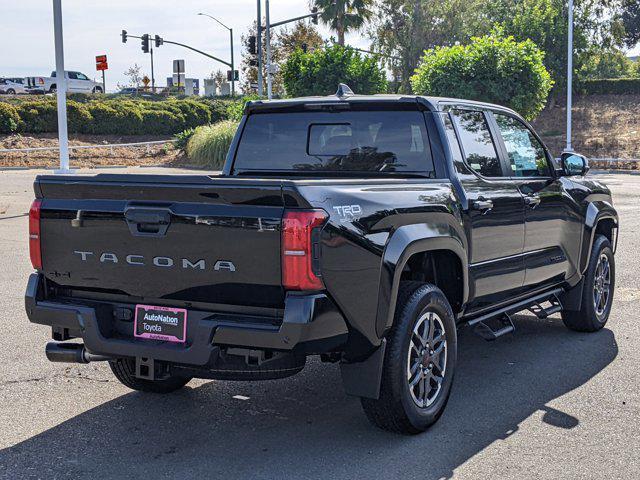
[0,96,251,136]
[576,78,640,95]
[0,102,21,133]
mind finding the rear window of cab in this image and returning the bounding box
[234,111,435,176]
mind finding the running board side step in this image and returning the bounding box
[466,289,564,341]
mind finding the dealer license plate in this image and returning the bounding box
[134,304,187,343]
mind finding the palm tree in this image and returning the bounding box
[312,0,373,46]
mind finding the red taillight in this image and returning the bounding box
[29,199,42,270]
[282,209,327,291]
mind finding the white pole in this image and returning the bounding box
[565,0,574,152]
[265,0,272,100]
[53,0,72,173]
[257,0,263,96]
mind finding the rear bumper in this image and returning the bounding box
[25,274,348,366]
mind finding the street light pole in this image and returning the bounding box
[566,0,574,152]
[265,0,272,99]
[198,13,235,96]
[52,0,71,174]
[257,0,263,96]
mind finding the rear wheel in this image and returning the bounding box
[562,235,615,332]
[6,88,15,95]
[92,86,103,94]
[361,282,457,434]
[109,357,191,393]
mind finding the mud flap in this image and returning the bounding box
[339,339,386,399]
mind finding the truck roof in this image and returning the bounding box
[245,88,519,116]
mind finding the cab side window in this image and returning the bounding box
[494,113,551,177]
[451,110,503,177]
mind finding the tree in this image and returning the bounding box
[370,0,491,93]
[282,44,387,96]
[240,20,324,96]
[312,0,373,45]
[578,48,638,79]
[209,69,227,93]
[411,34,553,120]
[121,63,145,89]
[620,0,640,48]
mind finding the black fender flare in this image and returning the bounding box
[579,201,618,274]
[375,223,468,338]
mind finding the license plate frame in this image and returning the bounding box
[134,304,187,344]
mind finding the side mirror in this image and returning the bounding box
[561,152,589,176]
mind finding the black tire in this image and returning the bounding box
[109,357,191,393]
[49,85,57,94]
[361,282,457,434]
[92,86,103,94]
[562,235,615,332]
[6,89,15,95]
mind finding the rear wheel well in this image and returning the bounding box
[400,250,464,312]
[595,218,616,244]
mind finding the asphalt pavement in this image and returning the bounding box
[0,168,638,479]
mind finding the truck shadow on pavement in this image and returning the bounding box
[2,314,618,480]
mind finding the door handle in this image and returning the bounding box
[472,199,494,214]
[524,195,541,208]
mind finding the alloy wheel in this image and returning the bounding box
[407,311,447,408]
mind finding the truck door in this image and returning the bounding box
[447,109,527,312]
[490,111,581,291]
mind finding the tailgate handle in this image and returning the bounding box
[125,208,171,237]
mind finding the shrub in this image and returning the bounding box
[141,109,186,135]
[16,100,58,133]
[411,34,553,120]
[282,44,388,97]
[0,102,21,134]
[576,78,640,95]
[186,121,239,169]
[174,128,196,152]
[66,101,93,134]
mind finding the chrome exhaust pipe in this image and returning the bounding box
[45,342,112,364]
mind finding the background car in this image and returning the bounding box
[0,77,27,94]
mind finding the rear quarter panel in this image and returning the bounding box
[293,179,463,356]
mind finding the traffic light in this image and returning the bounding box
[121,30,128,43]
[141,34,150,53]
[154,35,163,48]
[248,35,257,55]
[311,7,319,25]
[227,70,239,82]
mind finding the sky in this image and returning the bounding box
[1,1,639,93]
[0,0,370,92]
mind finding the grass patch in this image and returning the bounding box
[185,121,239,169]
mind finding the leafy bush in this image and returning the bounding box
[66,101,93,133]
[576,78,640,95]
[15,100,58,133]
[282,44,388,97]
[4,96,250,136]
[186,121,239,169]
[411,34,553,120]
[0,102,21,134]
[174,128,196,152]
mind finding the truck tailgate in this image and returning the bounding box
[36,175,286,309]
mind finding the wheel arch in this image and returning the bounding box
[375,223,468,338]
[580,201,618,274]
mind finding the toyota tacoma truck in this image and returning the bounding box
[25,85,618,434]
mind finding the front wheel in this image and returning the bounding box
[92,86,103,94]
[361,282,457,434]
[562,235,615,332]
[6,89,15,95]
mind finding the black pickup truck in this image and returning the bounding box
[25,86,618,434]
